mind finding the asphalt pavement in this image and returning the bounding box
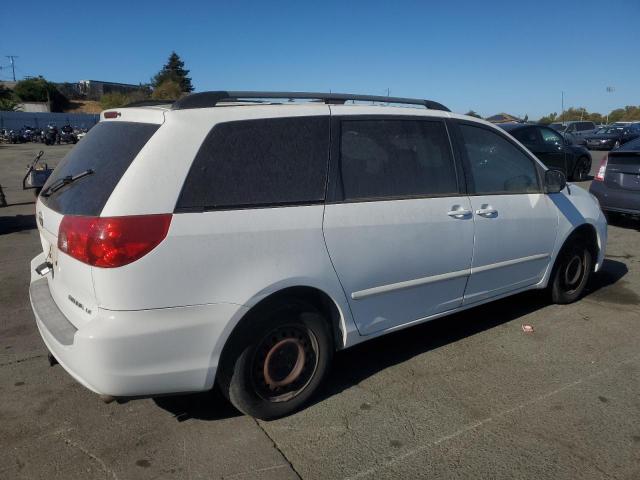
[0,143,638,480]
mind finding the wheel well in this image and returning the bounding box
[561,224,599,267]
[230,287,344,351]
[572,155,590,175]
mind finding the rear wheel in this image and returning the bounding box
[218,300,333,420]
[572,157,590,181]
[550,240,593,304]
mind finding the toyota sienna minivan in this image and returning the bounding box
[29,91,607,419]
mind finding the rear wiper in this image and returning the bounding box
[41,169,94,197]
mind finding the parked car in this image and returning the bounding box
[498,123,592,180]
[585,126,626,150]
[548,121,597,145]
[589,136,640,216]
[29,91,607,420]
[621,122,640,145]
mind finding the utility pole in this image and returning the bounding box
[561,91,564,121]
[5,56,18,81]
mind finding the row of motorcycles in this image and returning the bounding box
[0,124,87,145]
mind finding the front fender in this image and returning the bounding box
[541,185,607,287]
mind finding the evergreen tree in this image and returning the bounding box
[152,52,194,93]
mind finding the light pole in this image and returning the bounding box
[561,91,564,121]
[606,86,614,124]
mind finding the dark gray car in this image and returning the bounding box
[549,121,597,145]
[589,137,640,215]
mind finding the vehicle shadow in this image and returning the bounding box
[0,214,37,235]
[605,213,639,231]
[154,259,627,422]
[153,387,241,421]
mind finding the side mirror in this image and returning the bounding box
[545,169,566,193]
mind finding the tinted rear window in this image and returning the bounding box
[339,119,457,200]
[40,121,159,216]
[176,117,329,211]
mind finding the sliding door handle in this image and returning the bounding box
[447,208,472,218]
[476,206,498,217]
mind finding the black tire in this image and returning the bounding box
[572,157,590,181]
[550,240,593,304]
[217,300,333,420]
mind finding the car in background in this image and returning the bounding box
[590,136,640,216]
[585,126,626,150]
[548,121,597,145]
[499,123,592,180]
[621,122,640,145]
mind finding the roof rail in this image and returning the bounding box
[171,91,450,112]
[123,100,176,108]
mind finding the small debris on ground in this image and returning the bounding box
[522,324,534,333]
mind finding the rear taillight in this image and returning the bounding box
[594,155,608,181]
[58,214,172,268]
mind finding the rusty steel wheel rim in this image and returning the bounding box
[252,325,319,403]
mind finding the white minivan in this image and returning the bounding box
[29,91,607,419]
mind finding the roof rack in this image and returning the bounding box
[124,99,176,108]
[171,91,450,112]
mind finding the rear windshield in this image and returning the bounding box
[40,121,159,216]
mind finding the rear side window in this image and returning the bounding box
[511,127,539,145]
[339,120,457,200]
[40,122,159,216]
[177,117,329,210]
[460,124,540,194]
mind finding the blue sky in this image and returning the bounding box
[1,0,638,118]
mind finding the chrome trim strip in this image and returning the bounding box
[351,268,471,300]
[350,253,549,301]
[471,253,549,274]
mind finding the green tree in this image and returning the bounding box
[152,52,193,93]
[609,105,640,122]
[538,112,557,125]
[464,110,482,118]
[0,84,20,111]
[99,92,130,110]
[151,79,183,100]
[13,76,69,112]
[0,98,20,111]
[607,108,625,123]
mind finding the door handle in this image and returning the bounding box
[475,205,497,217]
[447,206,472,218]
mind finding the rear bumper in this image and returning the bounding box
[589,181,640,215]
[29,258,247,397]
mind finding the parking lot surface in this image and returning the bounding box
[1,143,638,479]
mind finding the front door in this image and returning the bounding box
[455,122,559,304]
[537,126,568,174]
[323,116,474,335]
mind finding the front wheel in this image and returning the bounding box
[218,301,333,420]
[550,241,593,304]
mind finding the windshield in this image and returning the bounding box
[40,121,159,215]
[548,123,564,131]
